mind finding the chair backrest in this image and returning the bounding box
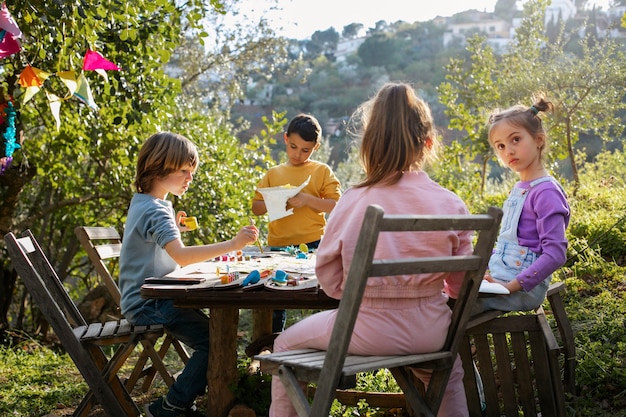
[74,226,122,305]
[6,230,87,329]
[4,230,142,416]
[4,231,109,381]
[311,204,502,415]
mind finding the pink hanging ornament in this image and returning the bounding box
[82,50,120,71]
[0,2,21,37]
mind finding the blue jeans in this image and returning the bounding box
[271,239,320,333]
[130,299,209,408]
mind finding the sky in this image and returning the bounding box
[235,0,612,40]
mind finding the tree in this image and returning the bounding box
[342,23,364,39]
[0,0,283,339]
[494,0,519,21]
[439,0,626,196]
[357,33,406,71]
[170,1,290,108]
[305,28,340,60]
[438,35,500,198]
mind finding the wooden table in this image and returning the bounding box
[140,252,339,417]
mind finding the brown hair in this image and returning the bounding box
[487,97,554,159]
[354,82,440,188]
[134,132,199,193]
[286,113,322,143]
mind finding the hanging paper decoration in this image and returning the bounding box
[83,49,120,82]
[5,1,124,130]
[74,72,98,110]
[0,100,19,174]
[56,70,78,98]
[0,2,21,59]
[0,29,20,58]
[0,2,21,37]
[18,65,51,87]
[14,48,122,127]
[18,65,52,103]
[45,91,62,131]
[82,49,120,71]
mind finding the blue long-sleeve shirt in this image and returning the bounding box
[119,193,180,319]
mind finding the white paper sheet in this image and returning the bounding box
[479,280,511,295]
[257,176,311,222]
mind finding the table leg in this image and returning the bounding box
[207,308,239,417]
[252,308,273,340]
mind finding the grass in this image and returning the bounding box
[2,149,626,416]
[0,330,171,417]
[3,275,626,417]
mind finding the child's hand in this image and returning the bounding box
[233,225,259,248]
[483,271,495,282]
[176,211,189,231]
[176,211,198,232]
[287,192,310,208]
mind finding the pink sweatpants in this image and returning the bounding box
[268,295,469,417]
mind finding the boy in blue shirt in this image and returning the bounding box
[120,132,258,417]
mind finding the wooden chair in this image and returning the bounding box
[256,204,502,417]
[461,281,576,417]
[74,225,190,392]
[4,230,172,416]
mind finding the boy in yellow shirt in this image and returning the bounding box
[252,113,342,331]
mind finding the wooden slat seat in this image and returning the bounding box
[4,230,172,417]
[255,204,503,417]
[74,225,190,392]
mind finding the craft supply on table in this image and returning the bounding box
[264,274,318,291]
[242,270,261,286]
[272,269,288,284]
[145,250,316,291]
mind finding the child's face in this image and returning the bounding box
[284,133,319,166]
[152,163,196,199]
[489,120,545,180]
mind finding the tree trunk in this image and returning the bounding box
[565,117,579,195]
[0,135,37,340]
[0,265,17,343]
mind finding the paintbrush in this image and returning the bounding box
[249,217,264,254]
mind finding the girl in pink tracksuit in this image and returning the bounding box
[269,82,471,417]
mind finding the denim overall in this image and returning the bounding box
[474,176,555,313]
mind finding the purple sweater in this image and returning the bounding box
[515,179,570,291]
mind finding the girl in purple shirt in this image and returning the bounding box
[474,97,570,313]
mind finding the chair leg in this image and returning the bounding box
[390,366,437,417]
[125,337,176,393]
[135,334,188,392]
[140,338,176,392]
[547,287,577,395]
[125,342,153,391]
[278,365,312,417]
[77,342,142,417]
[74,373,139,417]
[171,335,191,364]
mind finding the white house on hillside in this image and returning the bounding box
[545,0,577,25]
[443,12,511,47]
[335,37,366,63]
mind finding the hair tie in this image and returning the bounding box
[529,105,539,115]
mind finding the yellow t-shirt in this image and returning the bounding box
[253,161,341,246]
